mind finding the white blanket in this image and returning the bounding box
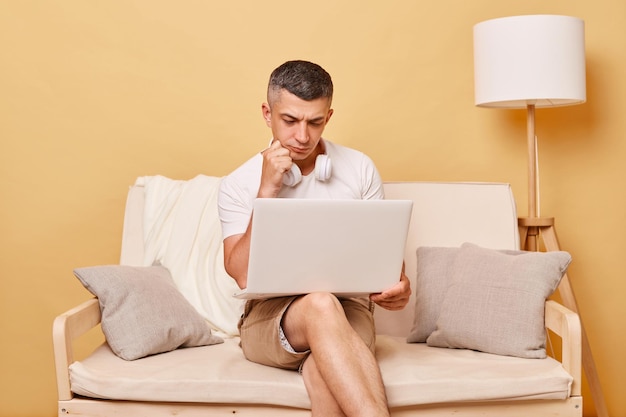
[138,175,244,336]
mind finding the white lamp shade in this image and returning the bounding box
[474,15,586,108]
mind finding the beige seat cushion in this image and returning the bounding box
[70,336,572,409]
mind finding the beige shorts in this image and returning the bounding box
[238,295,376,371]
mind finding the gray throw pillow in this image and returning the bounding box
[407,246,460,342]
[74,265,223,360]
[426,243,571,358]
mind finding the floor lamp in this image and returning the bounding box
[473,15,608,417]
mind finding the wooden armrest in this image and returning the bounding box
[544,299,582,396]
[52,298,102,401]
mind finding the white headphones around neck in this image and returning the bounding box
[283,153,332,186]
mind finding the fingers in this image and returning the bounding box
[370,270,412,311]
[371,291,411,311]
[263,140,292,174]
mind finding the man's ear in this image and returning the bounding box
[325,108,334,124]
[261,103,272,127]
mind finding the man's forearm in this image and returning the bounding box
[223,223,253,289]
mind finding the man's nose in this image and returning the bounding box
[294,122,309,143]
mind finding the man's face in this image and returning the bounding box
[262,89,333,164]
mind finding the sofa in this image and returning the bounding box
[53,176,582,416]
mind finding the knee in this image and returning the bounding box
[300,292,344,318]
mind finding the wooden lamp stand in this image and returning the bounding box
[518,104,608,417]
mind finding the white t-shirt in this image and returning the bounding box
[218,139,384,239]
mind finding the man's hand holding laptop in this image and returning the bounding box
[370,263,411,311]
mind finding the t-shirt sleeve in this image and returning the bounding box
[218,154,264,239]
[218,169,258,239]
[360,153,385,200]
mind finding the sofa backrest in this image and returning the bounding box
[375,182,519,336]
[119,179,519,337]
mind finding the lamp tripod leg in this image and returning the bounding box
[524,226,539,251]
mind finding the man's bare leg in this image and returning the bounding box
[282,292,390,417]
[301,355,346,417]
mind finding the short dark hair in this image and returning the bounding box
[267,60,333,105]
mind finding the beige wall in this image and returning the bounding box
[1,1,624,416]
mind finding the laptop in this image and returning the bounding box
[233,198,413,299]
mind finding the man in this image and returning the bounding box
[218,60,411,417]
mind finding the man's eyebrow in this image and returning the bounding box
[280,112,325,123]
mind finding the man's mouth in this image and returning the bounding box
[289,146,310,155]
